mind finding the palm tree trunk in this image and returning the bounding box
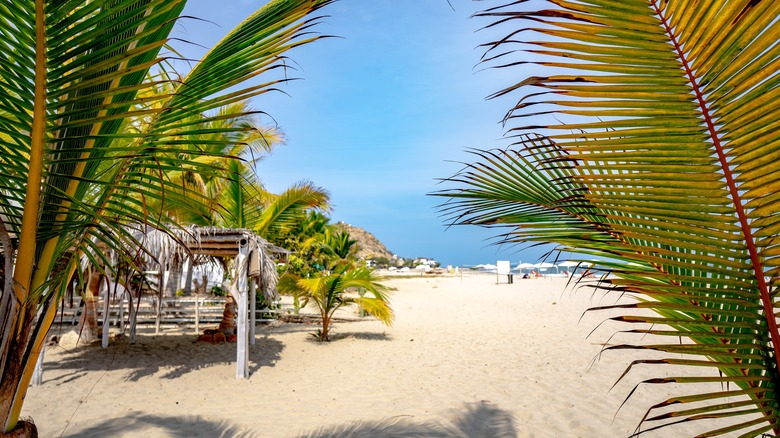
[0,419,37,437]
[184,255,194,295]
[0,295,17,382]
[0,304,35,431]
[218,294,237,333]
[78,270,102,344]
[0,217,15,384]
[166,259,182,297]
[129,291,139,344]
[320,312,331,341]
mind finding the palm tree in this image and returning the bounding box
[436,1,780,436]
[0,0,333,433]
[149,99,284,227]
[321,228,358,263]
[254,182,332,241]
[276,210,334,276]
[277,261,393,341]
[147,94,331,240]
[153,99,330,296]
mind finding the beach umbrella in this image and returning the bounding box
[533,262,556,272]
[516,263,535,274]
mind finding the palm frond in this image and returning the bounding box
[436,0,780,435]
[255,181,331,238]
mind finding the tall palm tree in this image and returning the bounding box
[436,1,780,436]
[0,0,333,433]
[152,99,284,226]
[152,97,331,237]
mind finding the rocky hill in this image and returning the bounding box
[335,222,394,261]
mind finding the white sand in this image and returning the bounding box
[23,274,739,437]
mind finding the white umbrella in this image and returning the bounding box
[517,262,535,272]
[533,262,556,272]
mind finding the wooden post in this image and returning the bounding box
[129,294,138,344]
[250,276,256,346]
[101,279,110,348]
[155,265,166,334]
[252,249,267,345]
[184,254,194,295]
[236,245,249,379]
[194,293,200,334]
[119,291,125,333]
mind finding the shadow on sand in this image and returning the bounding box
[59,412,258,438]
[328,331,391,341]
[296,402,517,438]
[42,333,283,381]
[56,403,515,438]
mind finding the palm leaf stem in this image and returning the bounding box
[13,0,46,308]
[652,1,780,377]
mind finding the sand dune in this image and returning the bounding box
[23,274,741,437]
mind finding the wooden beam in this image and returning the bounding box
[188,249,240,258]
[236,248,249,379]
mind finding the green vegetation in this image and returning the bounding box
[436,1,780,436]
[153,98,331,235]
[0,0,333,433]
[278,261,393,341]
[274,211,363,276]
[273,209,392,339]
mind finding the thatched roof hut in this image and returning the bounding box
[132,226,280,300]
[78,226,282,379]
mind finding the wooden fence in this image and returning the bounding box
[54,294,280,333]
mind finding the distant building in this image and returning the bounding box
[414,258,439,268]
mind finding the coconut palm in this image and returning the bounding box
[254,182,332,240]
[212,151,331,237]
[151,99,285,227]
[149,96,331,239]
[143,96,330,298]
[277,261,393,341]
[321,228,358,263]
[435,1,780,436]
[0,0,333,433]
[276,210,334,275]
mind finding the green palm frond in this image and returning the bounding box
[319,228,358,262]
[230,163,261,229]
[255,181,331,238]
[152,0,334,133]
[104,0,335,231]
[353,296,393,326]
[436,1,780,436]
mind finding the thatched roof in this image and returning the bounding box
[131,226,280,300]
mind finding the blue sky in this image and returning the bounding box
[177,0,553,267]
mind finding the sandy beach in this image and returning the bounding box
[22,273,734,437]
